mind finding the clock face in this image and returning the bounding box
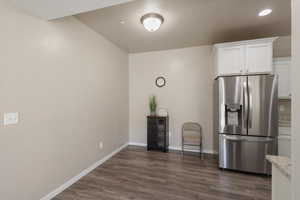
[155,76,166,88]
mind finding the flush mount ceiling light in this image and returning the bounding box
[141,13,164,32]
[258,8,272,16]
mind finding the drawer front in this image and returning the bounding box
[219,134,277,174]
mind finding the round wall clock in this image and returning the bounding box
[155,76,166,88]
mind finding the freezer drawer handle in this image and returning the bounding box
[223,135,274,143]
[245,138,274,142]
[223,136,244,141]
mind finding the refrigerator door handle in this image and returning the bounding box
[248,81,253,129]
[243,81,248,132]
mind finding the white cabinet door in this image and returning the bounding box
[217,46,244,75]
[274,58,291,98]
[245,43,273,74]
[214,37,277,77]
[272,166,291,200]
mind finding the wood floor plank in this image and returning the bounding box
[54,146,271,200]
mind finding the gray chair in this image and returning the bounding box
[182,122,203,158]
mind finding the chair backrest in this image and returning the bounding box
[182,122,202,143]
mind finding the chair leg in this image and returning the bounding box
[181,137,184,156]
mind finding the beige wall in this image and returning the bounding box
[274,36,291,57]
[0,1,128,200]
[129,46,214,153]
[292,1,300,199]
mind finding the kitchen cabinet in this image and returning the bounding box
[214,37,277,77]
[245,43,273,74]
[217,45,244,75]
[272,166,291,200]
[266,156,291,200]
[274,57,291,98]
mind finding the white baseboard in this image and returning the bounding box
[41,142,216,200]
[128,142,216,154]
[40,143,128,200]
[128,142,147,147]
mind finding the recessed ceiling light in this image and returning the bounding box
[141,13,164,32]
[258,9,272,16]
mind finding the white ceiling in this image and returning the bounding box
[76,0,291,53]
[11,0,133,20]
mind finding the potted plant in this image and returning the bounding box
[149,96,157,116]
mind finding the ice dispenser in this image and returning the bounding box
[224,104,242,134]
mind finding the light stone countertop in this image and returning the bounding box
[266,155,291,179]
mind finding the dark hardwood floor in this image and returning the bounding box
[54,146,271,200]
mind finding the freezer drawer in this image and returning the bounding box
[219,134,277,174]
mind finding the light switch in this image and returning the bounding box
[4,112,19,125]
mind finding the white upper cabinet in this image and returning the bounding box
[214,37,277,77]
[274,57,291,98]
[245,43,273,74]
[217,45,244,75]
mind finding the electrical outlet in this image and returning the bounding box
[99,142,103,149]
[4,112,19,125]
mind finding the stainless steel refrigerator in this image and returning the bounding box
[214,74,278,175]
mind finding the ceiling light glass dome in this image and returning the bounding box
[141,13,164,32]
